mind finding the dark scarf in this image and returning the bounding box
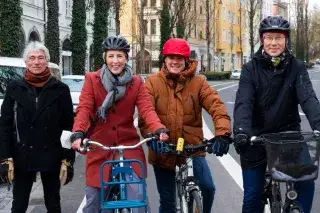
[24,67,51,87]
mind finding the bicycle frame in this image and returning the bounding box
[81,138,155,212]
[175,156,202,213]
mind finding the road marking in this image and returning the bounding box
[299,112,305,116]
[211,81,236,87]
[76,197,86,213]
[217,84,238,91]
[202,117,244,190]
[226,101,235,104]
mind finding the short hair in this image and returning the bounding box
[23,41,50,62]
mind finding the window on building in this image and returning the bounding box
[151,0,157,7]
[151,19,156,35]
[143,20,148,34]
[199,31,203,39]
[194,24,197,38]
[228,31,231,43]
[143,0,147,7]
[66,0,72,17]
[200,6,203,14]
[223,29,226,41]
[223,8,226,20]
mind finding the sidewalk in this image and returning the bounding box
[0,173,43,213]
[0,154,86,213]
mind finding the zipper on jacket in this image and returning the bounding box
[191,95,197,121]
[35,97,38,110]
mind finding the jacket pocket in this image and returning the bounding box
[182,125,203,145]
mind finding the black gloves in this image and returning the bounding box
[70,132,85,143]
[209,136,232,156]
[234,129,250,155]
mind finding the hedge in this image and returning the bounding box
[203,71,232,80]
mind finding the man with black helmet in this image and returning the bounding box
[233,16,320,213]
[69,35,169,213]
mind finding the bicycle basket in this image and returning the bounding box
[261,132,320,182]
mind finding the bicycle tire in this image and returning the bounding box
[188,190,203,213]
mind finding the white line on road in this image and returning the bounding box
[211,81,237,87]
[299,112,305,116]
[217,84,238,91]
[202,117,244,190]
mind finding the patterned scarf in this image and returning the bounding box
[262,49,287,67]
[97,64,132,121]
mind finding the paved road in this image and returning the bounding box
[1,64,320,212]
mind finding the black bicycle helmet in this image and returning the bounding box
[259,16,290,37]
[102,35,130,53]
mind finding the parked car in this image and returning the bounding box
[0,57,61,115]
[316,59,320,65]
[231,69,241,80]
[61,75,85,114]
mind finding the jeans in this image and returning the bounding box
[82,171,150,213]
[153,156,215,213]
[242,163,315,213]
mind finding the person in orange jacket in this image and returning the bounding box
[139,38,232,213]
[70,35,169,213]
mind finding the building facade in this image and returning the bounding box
[19,0,115,75]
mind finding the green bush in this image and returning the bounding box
[203,71,232,80]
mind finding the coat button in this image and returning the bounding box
[112,109,116,113]
[44,127,48,130]
[30,146,33,149]
[113,143,117,146]
[112,126,116,130]
[30,126,34,129]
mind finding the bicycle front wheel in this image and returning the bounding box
[188,190,203,213]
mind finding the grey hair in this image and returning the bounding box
[23,41,50,62]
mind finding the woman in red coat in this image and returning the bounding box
[70,35,168,213]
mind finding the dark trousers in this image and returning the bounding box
[153,156,215,213]
[11,170,61,213]
[242,163,315,213]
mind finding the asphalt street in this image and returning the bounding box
[1,64,320,213]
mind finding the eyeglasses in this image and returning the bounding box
[264,36,285,44]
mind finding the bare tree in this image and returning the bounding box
[304,0,309,62]
[246,0,261,58]
[168,0,197,39]
[239,0,244,67]
[296,0,305,60]
[110,0,126,35]
[206,0,211,71]
[309,4,320,58]
[138,0,146,73]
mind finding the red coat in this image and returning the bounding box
[73,70,165,187]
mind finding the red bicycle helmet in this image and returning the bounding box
[162,38,190,58]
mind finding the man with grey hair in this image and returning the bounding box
[0,41,75,213]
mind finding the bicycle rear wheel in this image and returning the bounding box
[188,190,203,213]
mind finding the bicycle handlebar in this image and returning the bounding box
[164,138,214,154]
[79,135,159,152]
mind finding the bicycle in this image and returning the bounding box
[250,131,320,213]
[151,137,213,213]
[80,135,158,213]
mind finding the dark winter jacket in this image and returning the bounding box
[0,77,75,172]
[233,47,320,168]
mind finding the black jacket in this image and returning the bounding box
[233,48,320,168]
[0,77,75,172]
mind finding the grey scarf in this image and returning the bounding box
[97,64,132,121]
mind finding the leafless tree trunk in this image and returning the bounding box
[239,0,243,67]
[247,0,261,58]
[139,0,145,73]
[206,0,211,71]
[296,0,305,60]
[304,0,309,62]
